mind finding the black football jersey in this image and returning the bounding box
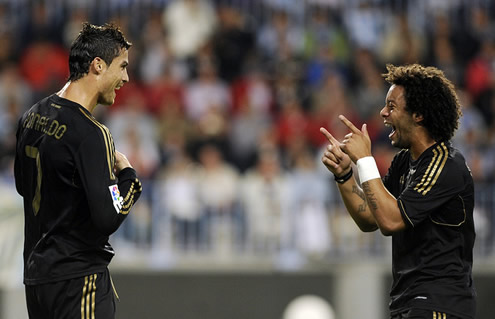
[14,94,142,285]
[383,141,476,318]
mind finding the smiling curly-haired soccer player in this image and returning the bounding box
[14,23,142,319]
[320,64,476,319]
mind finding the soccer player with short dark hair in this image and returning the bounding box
[321,64,476,319]
[14,23,142,319]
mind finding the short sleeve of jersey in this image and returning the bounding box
[397,144,465,227]
[382,149,407,193]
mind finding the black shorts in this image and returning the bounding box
[25,268,117,319]
[391,308,464,319]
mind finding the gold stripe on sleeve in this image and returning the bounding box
[122,181,135,203]
[416,147,442,193]
[422,143,448,195]
[79,108,116,180]
[415,145,445,194]
[414,148,439,193]
[120,179,142,215]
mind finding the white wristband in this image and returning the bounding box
[356,156,380,184]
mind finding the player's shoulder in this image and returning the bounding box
[49,95,112,144]
[73,110,113,150]
[445,143,472,177]
[21,95,51,117]
[428,141,468,170]
[73,106,109,132]
[51,96,111,139]
[420,141,471,182]
[417,141,456,164]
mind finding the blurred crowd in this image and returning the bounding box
[1,0,495,263]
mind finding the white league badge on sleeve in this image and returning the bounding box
[109,184,124,213]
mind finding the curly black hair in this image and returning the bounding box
[68,22,132,82]
[382,64,461,142]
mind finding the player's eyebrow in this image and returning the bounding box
[386,98,397,106]
[387,93,404,104]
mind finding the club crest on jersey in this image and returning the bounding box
[109,184,124,213]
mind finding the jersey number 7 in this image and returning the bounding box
[25,145,42,216]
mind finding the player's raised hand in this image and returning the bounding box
[338,115,372,163]
[320,127,352,177]
[114,150,133,174]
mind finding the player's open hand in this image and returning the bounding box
[114,150,133,174]
[338,115,372,163]
[320,127,352,177]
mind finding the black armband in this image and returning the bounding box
[334,169,353,184]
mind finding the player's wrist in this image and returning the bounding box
[334,168,353,184]
[356,156,380,183]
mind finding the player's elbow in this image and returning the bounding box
[92,211,124,236]
[95,223,120,236]
[356,221,379,233]
[378,220,406,236]
[379,227,394,236]
[350,212,379,233]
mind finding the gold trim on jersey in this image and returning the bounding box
[79,108,116,180]
[414,148,438,193]
[414,142,448,196]
[81,274,97,319]
[433,311,447,319]
[110,274,120,301]
[422,143,448,195]
[122,180,136,204]
[398,199,414,227]
[120,179,142,215]
[429,195,467,227]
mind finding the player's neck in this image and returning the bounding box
[56,80,98,113]
[409,129,436,161]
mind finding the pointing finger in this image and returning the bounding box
[320,127,340,145]
[338,115,361,134]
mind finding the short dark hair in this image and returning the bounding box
[382,64,461,142]
[68,22,132,82]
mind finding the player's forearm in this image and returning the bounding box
[88,168,142,236]
[360,179,405,235]
[337,177,379,232]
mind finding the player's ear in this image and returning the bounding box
[412,112,424,124]
[90,57,106,75]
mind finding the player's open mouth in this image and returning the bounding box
[385,122,396,138]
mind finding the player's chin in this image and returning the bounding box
[389,136,400,148]
[390,137,409,150]
[99,94,116,106]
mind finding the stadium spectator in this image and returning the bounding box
[163,0,217,60]
[212,5,256,83]
[240,148,290,254]
[196,143,242,253]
